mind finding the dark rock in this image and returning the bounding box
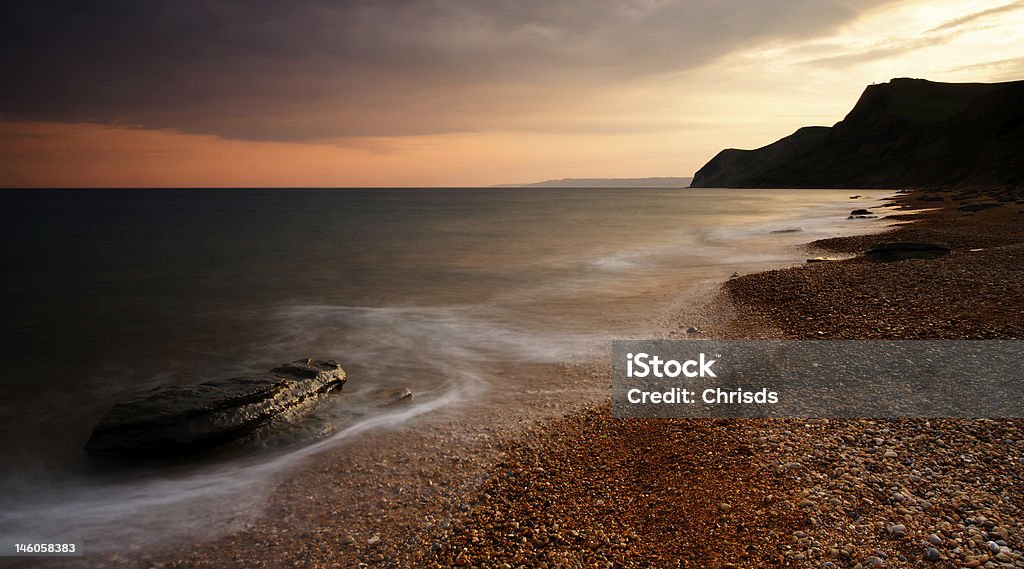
[958,202,1001,212]
[807,257,837,263]
[850,209,872,216]
[85,359,346,458]
[924,548,941,562]
[866,241,951,261]
[770,227,804,234]
[377,387,414,407]
[850,195,861,199]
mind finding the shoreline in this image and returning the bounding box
[424,188,1024,568]
[57,188,1024,568]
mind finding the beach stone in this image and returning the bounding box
[958,202,1001,212]
[924,547,941,562]
[850,209,872,216]
[865,241,951,261]
[85,359,346,458]
[377,387,414,407]
[888,524,907,538]
[987,527,1009,541]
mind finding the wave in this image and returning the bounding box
[0,304,600,553]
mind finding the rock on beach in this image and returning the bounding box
[85,359,346,458]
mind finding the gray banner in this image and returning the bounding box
[1,538,83,556]
[612,340,1024,418]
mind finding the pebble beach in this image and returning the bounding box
[428,188,1024,568]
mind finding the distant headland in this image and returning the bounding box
[495,177,693,188]
[691,78,1024,189]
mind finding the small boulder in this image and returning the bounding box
[850,208,872,216]
[866,242,951,262]
[377,387,414,407]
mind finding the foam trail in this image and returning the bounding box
[0,383,466,551]
[0,305,601,552]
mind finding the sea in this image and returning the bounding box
[0,187,888,553]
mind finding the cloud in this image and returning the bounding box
[793,2,1017,71]
[945,55,1024,82]
[928,0,1024,33]
[797,34,956,68]
[0,0,895,141]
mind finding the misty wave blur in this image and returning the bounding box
[0,188,891,553]
[0,304,602,552]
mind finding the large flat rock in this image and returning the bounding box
[85,359,346,458]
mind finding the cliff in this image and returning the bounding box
[691,78,1024,188]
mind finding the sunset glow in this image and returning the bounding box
[2,0,1022,187]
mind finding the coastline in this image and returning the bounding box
[73,189,1024,568]
[424,188,1024,568]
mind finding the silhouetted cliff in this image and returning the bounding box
[691,78,1024,188]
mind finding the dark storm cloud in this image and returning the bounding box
[0,0,896,140]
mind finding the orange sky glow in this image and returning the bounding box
[2,0,1023,187]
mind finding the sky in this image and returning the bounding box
[1,0,1023,187]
